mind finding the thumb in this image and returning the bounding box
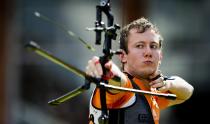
[104,61,112,70]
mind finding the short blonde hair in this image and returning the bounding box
[120,17,163,53]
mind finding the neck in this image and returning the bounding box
[124,71,151,89]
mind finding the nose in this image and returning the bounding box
[143,46,152,58]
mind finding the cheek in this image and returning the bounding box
[154,53,162,64]
[158,51,162,61]
[128,51,141,60]
[127,53,143,67]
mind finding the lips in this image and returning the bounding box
[143,60,153,64]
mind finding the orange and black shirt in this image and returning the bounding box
[89,76,170,124]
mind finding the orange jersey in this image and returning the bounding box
[90,77,170,124]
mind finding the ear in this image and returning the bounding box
[118,50,127,63]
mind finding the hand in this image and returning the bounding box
[85,56,123,80]
[86,56,102,78]
[149,71,169,92]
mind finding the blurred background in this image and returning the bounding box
[1,0,209,123]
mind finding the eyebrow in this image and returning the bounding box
[135,41,159,44]
[150,41,159,44]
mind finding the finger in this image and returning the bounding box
[86,57,99,78]
[157,81,168,92]
[157,86,167,92]
[104,61,112,70]
[150,82,163,88]
[86,66,94,77]
[92,57,103,77]
[149,70,161,80]
[149,76,164,86]
[86,60,97,77]
[89,59,101,78]
[94,60,103,77]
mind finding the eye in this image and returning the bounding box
[150,44,159,49]
[136,44,144,48]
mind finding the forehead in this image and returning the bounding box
[128,28,160,44]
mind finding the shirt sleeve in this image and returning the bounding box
[156,94,170,110]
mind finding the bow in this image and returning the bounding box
[25,1,176,124]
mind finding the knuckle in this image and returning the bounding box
[93,56,99,61]
[88,60,92,64]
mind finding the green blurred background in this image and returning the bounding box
[0,0,209,123]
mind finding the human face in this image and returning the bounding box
[121,28,162,79]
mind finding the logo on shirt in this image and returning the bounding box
[138,113,150,122]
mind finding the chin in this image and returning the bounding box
[143,67,155,74]
[139,68,156,78]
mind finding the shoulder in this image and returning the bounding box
[91,78,135,109]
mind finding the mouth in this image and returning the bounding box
[143,60,153,65]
